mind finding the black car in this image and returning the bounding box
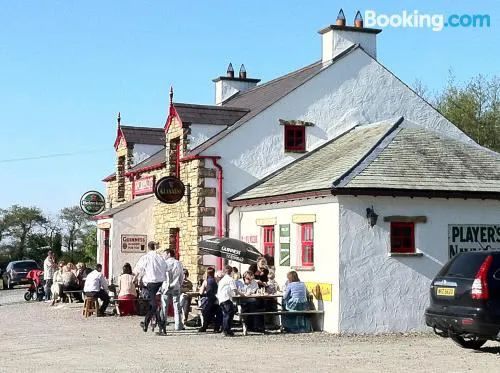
[425,251,500,350]
[1,260,40,289]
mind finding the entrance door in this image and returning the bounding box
[103,229,110,279]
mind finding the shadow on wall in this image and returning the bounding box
[393,253,445,281]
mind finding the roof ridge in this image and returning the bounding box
[332,117,405,188]
[120,125,164,131]
[174,102,250,112]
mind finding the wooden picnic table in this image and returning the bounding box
[233,293,284,335]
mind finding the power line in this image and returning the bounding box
[0,149,110,164]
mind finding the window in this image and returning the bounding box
[262,225,275,257]
[284,125,306,152]
[390,222,415,253]
[301,223,314,266]
[117,155,126,200]
[169,228,180,259]
[169,138,181,177]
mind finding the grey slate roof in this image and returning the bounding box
[174,103,249,126]
[121,125,165,145]
[231,119,398,201]
[97,195,154,218]
[230,118,500,202]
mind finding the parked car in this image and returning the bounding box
[425,251,500,350]
[1,260,40,290]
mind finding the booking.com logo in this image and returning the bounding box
[365,10,491,31]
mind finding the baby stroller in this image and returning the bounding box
[24,269,45,302]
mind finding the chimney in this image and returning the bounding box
[318,9,382,66]
[213,63,261,105]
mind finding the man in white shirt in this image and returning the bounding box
[43,251,56,302]
[216,265,237,337]
[83,264,109,316]
[133,241,166,333]
[161,249,184,332]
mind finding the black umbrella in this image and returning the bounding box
[198,237,263,265]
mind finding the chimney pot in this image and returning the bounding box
[354,10,364,28]
[335,9,346,26]
[239,64,247,79]
[226,63,234,78]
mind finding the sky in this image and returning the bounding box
[0,0,499,215]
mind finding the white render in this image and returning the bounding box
[188,124,226,150]
[132,144,164,166]
[96,196,155,283]
[202,47,474,206]
[215,79,258,105]
[232,195,500,333]
[321,27,377,63]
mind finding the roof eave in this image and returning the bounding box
[331,187,500,200]
[228,189,332,207]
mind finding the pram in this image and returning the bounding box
[24,269,45,301]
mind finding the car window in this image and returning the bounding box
[438,253,490,278]
[12,262,38,270]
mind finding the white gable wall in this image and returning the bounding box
[188,124,226,150]
[202,48,473,206]
[132,144,164,166]
[338,196,500,333]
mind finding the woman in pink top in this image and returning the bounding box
[118,263,137,316]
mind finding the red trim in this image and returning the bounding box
[228,189,331,207]
[124,162,166,177]
[301,223,314,266]
[284,125,306,152]
[132,175,155,198]
[262,225,275,257]
[102,175,116,182]
[390,222,415,253]
[95,215,113,220]
[165,104,182,132]
[113,126,126,150]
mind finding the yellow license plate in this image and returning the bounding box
[436,287,455,296]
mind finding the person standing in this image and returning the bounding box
[161,249,184,332]
[43,251,56,302]
[133,241,167,333]
[216,265,237,337]
[83,264,110,316]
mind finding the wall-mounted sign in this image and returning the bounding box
[155,176,185,204]
[305,282,332,302]
[133,176,155,197]
[279,224,290,266]
[242,235,258,244]
[80,191,106,216]
[121,234,147,253]
[448,224,500,258]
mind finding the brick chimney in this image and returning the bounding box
[318,9,382,65]
[213,63,261,105]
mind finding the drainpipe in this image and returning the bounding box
[211,157,224,270]
[224,205,236,267]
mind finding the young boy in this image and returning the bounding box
[216,265,237,337]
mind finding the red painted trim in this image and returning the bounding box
[284,125,306,152]
[262,225,275,257]
[228,189,332,207]
[132,175,156,198]
[95,215,113,220]
[113,126,127,150]
[124,162,166,177]
[102,175,116,182]
[301,223,314,266]
[390,222,415,254]
[165,104,182,133]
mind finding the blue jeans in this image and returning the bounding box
[220,300,235,334]
[144,282,163,330]
[44,279,53,300]
[161,289,184,330]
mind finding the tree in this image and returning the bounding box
[81,226,98,266]
[436,73,500,152]
[1,205,46,259]
[59,206,92,262]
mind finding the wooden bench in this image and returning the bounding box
[238,310,324,335]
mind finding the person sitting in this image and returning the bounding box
[180,269,193,323]
[282,270,312,333]
[117,263,137,316]
[75,262,92,289]
[266,269,280,295]
[50,261,65,306]
[61,265,83,302]
[238,271,265,333]
[83,263,110,317]
[248,256,269,288]
[198,267,222,333]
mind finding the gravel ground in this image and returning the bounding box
[1,288,500,373]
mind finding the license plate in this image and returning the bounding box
[436,287,455,297]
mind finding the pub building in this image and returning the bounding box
[96,13,500,333]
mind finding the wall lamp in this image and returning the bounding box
[366,206,378,227]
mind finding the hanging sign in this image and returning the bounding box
[80,191,106,216]
[155,176,185,204]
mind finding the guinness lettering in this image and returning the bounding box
[155,176,186,204]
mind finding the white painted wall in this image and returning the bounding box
[202,48,473,204]
[215,79,258,105]
[338,196,500,333]
[322,28,377,63]
[132,144,164,166]
[232,197,341,333]
[189,124,226,150]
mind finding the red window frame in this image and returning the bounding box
[390,222,415,253]
[174,228,180,260]
[301,223,314,266]
[262,225,275,257]
[284,125,306,152]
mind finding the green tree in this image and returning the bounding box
[81,226,97,266]
[59,206,91,262]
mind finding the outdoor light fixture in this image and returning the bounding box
[366,206,378,227]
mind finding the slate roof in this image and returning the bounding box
[121,125,165,145]
[230,118,500,202]
[96,195,154,218]
[174,103,249,126]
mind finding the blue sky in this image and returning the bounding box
[0,0,498,215]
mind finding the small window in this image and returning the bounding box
[262,226,275,258]
[301,223,314,266]
[390,222,415,253]
[284,125,306,152]
[117,155,126,200]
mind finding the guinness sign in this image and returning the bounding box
[155,176,185,204]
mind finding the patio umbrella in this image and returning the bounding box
[198,237,263,265]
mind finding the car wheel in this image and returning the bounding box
[450,333,488,350]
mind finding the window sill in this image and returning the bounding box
[284,149,306,154]
[388,252,424,257]
[291,266,315,271]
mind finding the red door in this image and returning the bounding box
[103,229,110,279]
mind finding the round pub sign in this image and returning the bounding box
[155,176,185,204]
[80,191,106,216]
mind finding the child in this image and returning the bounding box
[266,269,280,295]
